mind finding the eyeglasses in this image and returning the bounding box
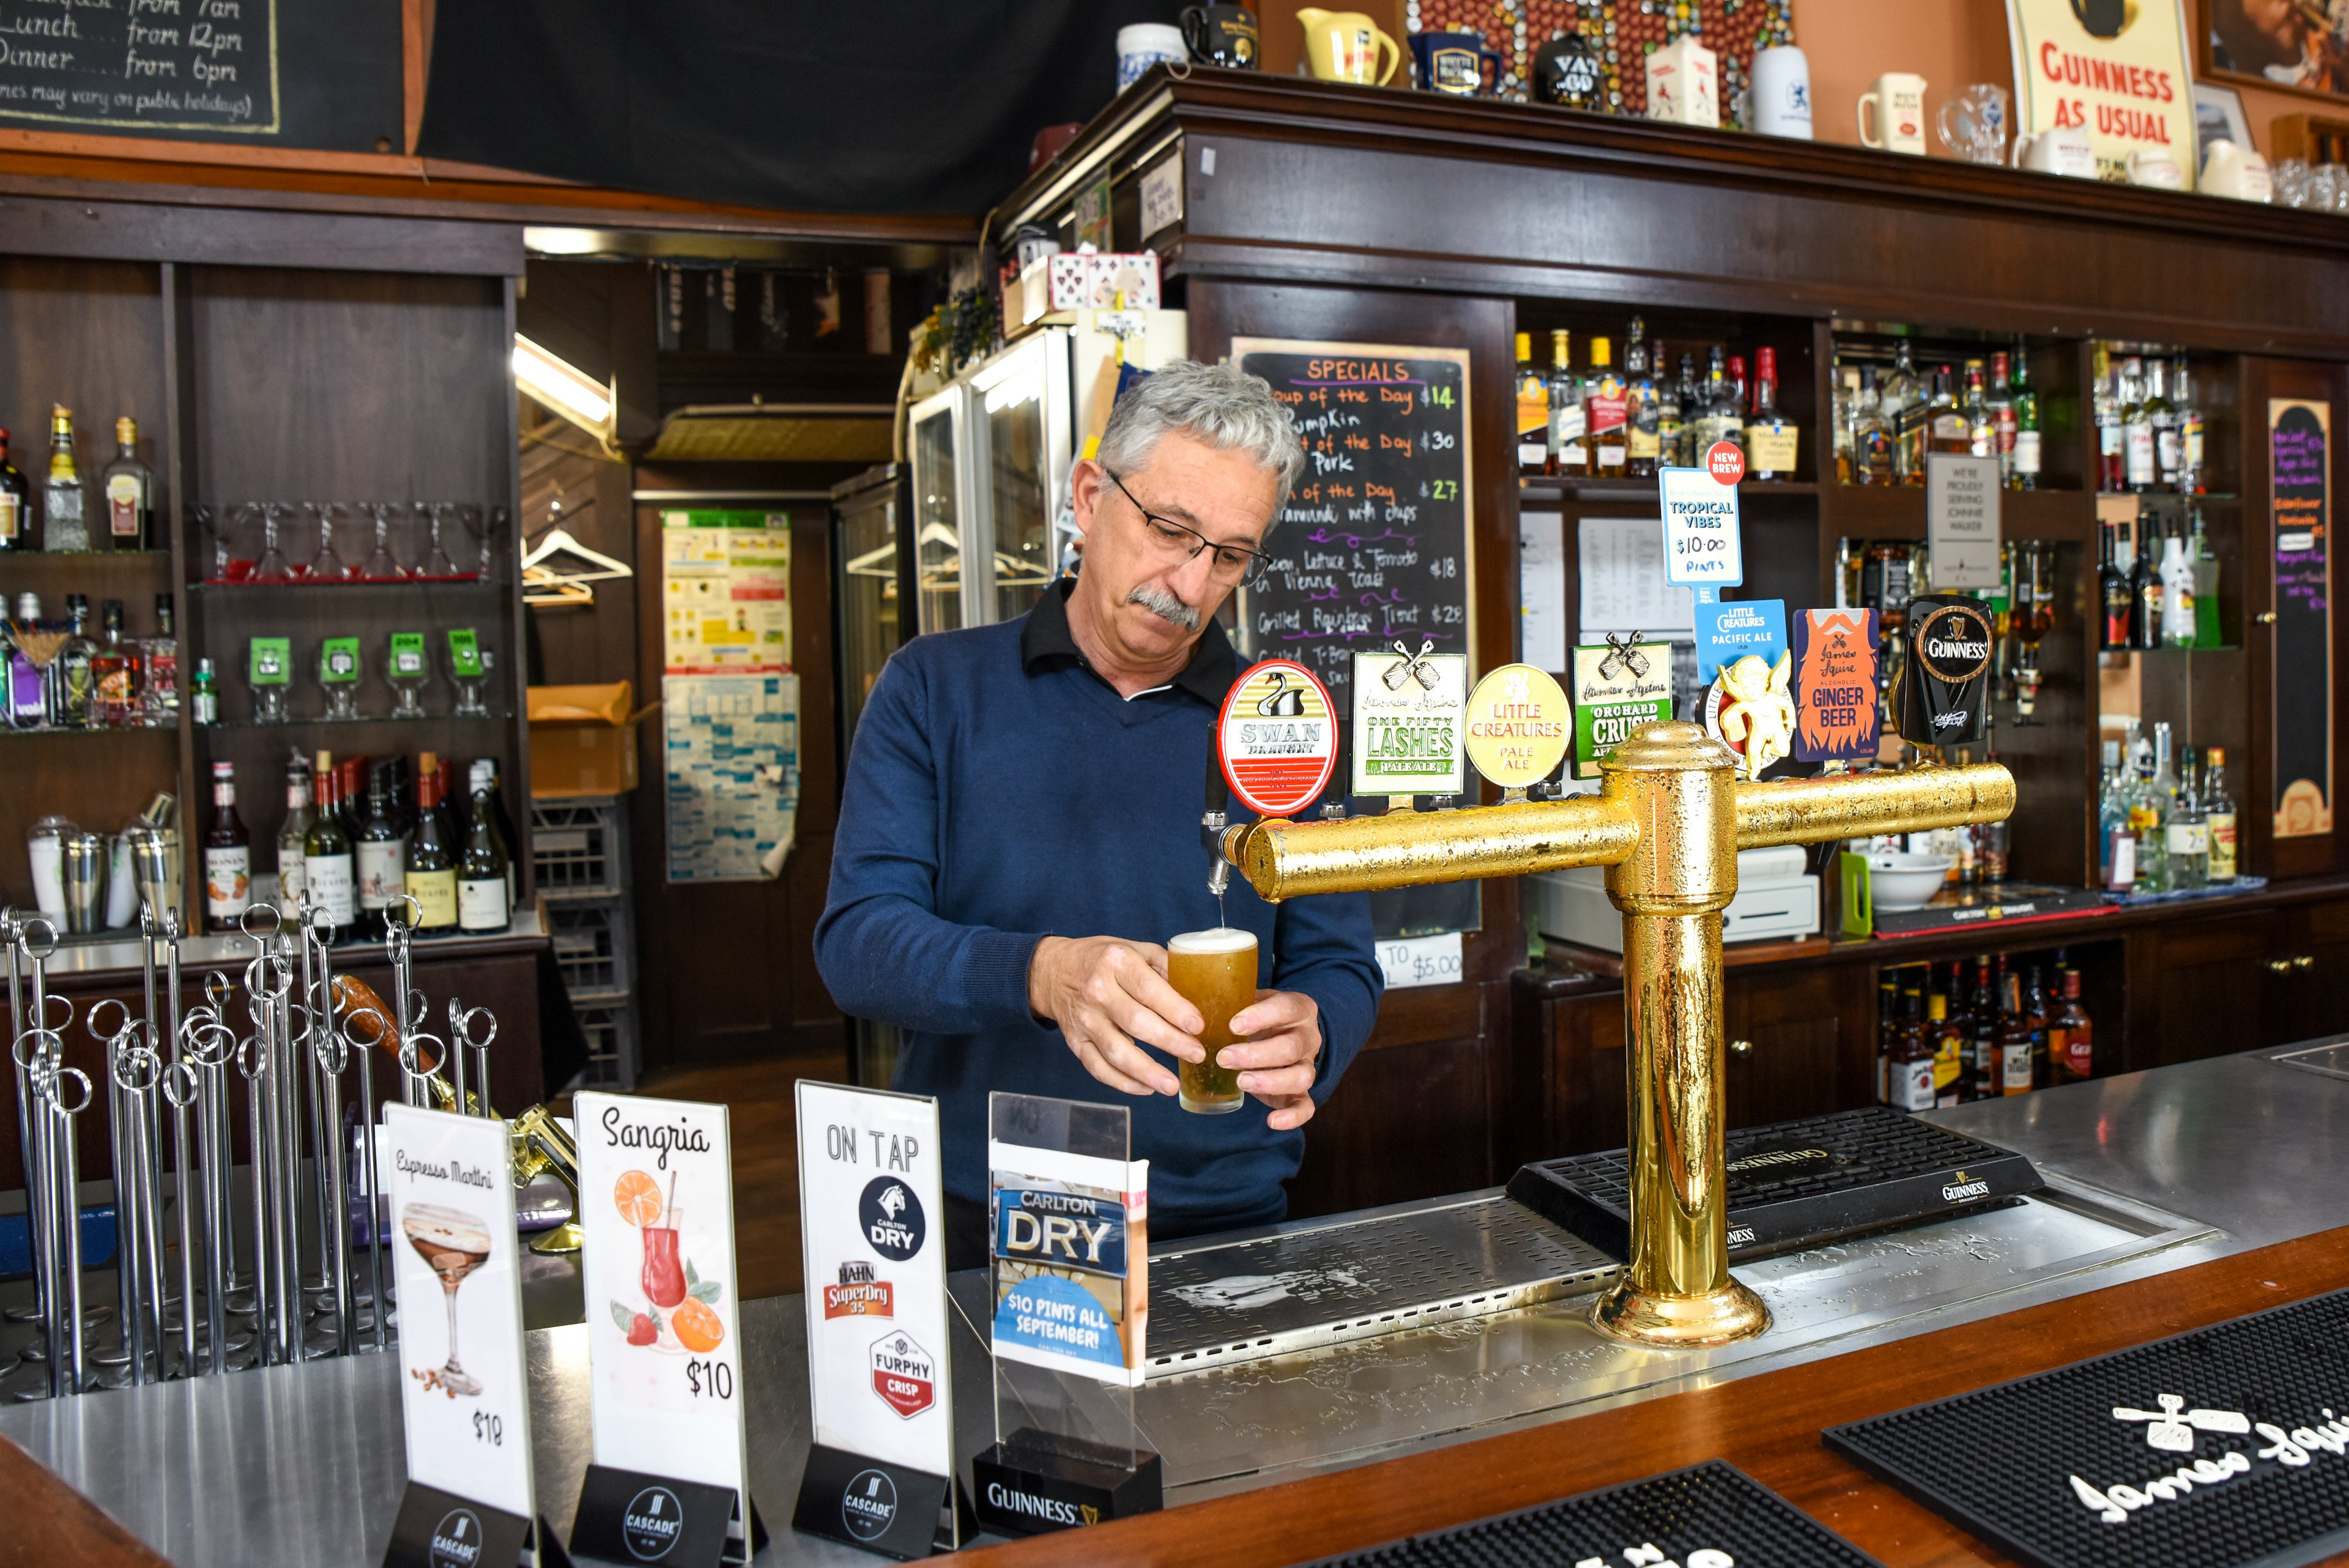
[1103,469,1273,589]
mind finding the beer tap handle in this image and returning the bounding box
[1202,725,1231,898]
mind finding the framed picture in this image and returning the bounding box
[2194,80,2254,160]
[2200,0,2349,103]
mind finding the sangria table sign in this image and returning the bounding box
[792,1082,962,1559]
[379,1102,570,1568]
[570,1091,765,1566]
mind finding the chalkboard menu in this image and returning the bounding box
[1232,340,1475,713]
[0,0,402,152]
[2269,398,2334,841]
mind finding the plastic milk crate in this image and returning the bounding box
[528,797,628,901]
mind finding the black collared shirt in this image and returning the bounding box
[1019,576,1238,707]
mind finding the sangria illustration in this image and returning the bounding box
[610,1167,725,1354]
[403,1203,491,1397]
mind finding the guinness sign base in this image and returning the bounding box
[382,1481,574,1568]
[973,1433,1163,1537]
[568,1465,766,1567]
[793,1443,961,1559]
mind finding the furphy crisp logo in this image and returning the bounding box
[841,1470,899,1542]
[1913,604,1992,683]
[859,1175,925,1262]
[824,1258,894,1320]
[870,1330,937,1419]
[621,1485,686,1561]
[428,1507,485,1568]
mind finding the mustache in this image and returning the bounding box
[1126,584,1201,632]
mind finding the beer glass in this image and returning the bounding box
[1167,927,1258,1113]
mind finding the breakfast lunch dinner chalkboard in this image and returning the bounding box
[1232,340,1475,715]
[2270,398,2333,841]
[0,0,403,151]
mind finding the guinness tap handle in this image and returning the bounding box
[1894,594,1995,752]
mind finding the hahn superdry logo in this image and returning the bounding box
[870,1330,937,1419]
[824,1259,894,1320]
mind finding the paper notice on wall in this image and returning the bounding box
[664,672,800,882]
[1579,516,1695,635]
[662,510,793,674]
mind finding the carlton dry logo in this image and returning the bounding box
[621,1485,685,1562]
[1913,604,1992,683]
[841,1469,899,1543]
[858,1175,924,1262]
[428,1507,485,1568]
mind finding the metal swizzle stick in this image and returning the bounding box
[311,990,355,1356]
[163,1055,200,1378]
[450,998,496,1118]
[4,910,48,1339]
[89,997,140,1386]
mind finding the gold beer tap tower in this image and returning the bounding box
[1222,721,2014,1349]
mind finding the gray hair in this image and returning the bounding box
[1096,359,1305,511]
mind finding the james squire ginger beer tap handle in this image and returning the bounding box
[1220,716,2013,1348]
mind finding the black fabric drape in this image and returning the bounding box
[417,1,1176,218]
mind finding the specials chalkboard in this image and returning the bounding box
[1232,340,1475,713]
[2269,398,2334,841]
[0,0,403,152]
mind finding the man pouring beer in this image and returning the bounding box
[816,361,1383,1265]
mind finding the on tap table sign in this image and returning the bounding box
[570,1091,762,1567]
[792,1082,959,1559]
[379,1102,566,1568]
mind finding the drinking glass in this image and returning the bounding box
[642,1200,687,1310]
[2310,165,2344,214]
[359,503,406,581]
[251,503,294,585]
[1167,927,1259,1113]
[1934,84,2007,166]
[2273,158,2311,208]
[190,504,229,583]
[420,503,459,580]
[305,502,354,582]
[401,1203,489,1397]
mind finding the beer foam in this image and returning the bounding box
[1168,926,1257,954]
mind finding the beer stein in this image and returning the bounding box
[1179,4,1258,69]
[1296,9,1399,85]
[1857,72,1928,155]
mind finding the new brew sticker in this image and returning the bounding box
[1791,609,1880,763]
[382,1102,536,1523]
[1462,663,1570,789]
[793,1082,952,1478]
[1571,638,1674,779]
[989,1142,1149,1388]
[1349,645,1468,797]
[574,1091,752,1525]
[1218,658,1338,817]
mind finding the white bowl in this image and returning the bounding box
[1868,852,1954,911]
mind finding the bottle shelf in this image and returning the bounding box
[200,710,514,732]
[1519,477,1819,496]
[2099,644,2243,656]
[0,723,178,741]
[190,574,496,592]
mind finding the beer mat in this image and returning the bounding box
[1823,1288,2349,1568]
[1507,1105,2040,1263]
[1868,880,2112,937]
[1294,1459,1886,1568]
[2101,873,2268,907]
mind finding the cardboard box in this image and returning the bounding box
[528,682,651,799]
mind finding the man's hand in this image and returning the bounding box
[1224,990,1323,1131]
[1028,935,1204,1097]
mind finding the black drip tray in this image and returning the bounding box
[1505,1105,2041,1262]
[1825,1287,2349,1568]
[1297,1459,1886,1567]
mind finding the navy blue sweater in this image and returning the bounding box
[814,582,1382,1238]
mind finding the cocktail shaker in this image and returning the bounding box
[27,815,75,919]
[62,831,106,934]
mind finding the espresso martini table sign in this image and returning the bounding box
[791,1082,962,1559]
[1296,1459,1885,1568]
[378,1102,572,1568]
[568,1091,764,1567]
[1824,1286,2349,1568]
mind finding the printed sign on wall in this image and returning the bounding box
[2006,0,2199,186]
[2271,398,2334,840]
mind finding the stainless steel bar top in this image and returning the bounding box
[1,1041,2343,1566]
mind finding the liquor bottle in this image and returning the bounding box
[89,598,137,726]
[143,593,179,726]
[2022,967,2052,1090]
[1625,320,1660,479]
[2173,354,2205,495]
[2099,740,2136,890]
[0,427,27,552]
[100,417,152,550]
[473,757,522,909]
[1546,330,1586,476]
[1688,346,1740,459]
[2098,524,2129,650]
[303,752,358,941]
[2050,964,2095,1083]
[1672,352,1699,467]
[1745,347,1794,481]
[2128,518,2164,652]
[458,784,512,934]
[355,767,406,941]
[1893,979,1935,1113]
[204,760,251,931]
[1876,970,1897,1104]
[1854,366,1894,484]
[2189,507,2222,647]
[2093,344,2123,491]
[2133,725,2172,892]
[1515,332,1549,474]
[1585,338,1628,475]
[2160,513,2198,647]
[1883,341,1924,483]
[1653,342,1686,473]
[2147,359,2181,492]
[278,752,314,912]
[1998,968,2036,1096]
[2009,350,2041,491]
[2205,747,2238,882]
[1963,360,1994,458]
[2166,743,2208,891]
[2122,356,2159,492]
[1723,355,1750,461]
[42,406,87,552]
[1927,366,1971,455]
[190,655,218,727]
[1969,957,1998,1101]
[406,764,461,931]
[1986,352,2017,483]
[1833,366,1859,484]
[1928,987,1964,1109]
[53,594,95,729]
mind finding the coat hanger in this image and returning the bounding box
[520,507,634,608]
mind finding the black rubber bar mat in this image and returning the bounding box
[1293,1458,1887,1567]
[1824,1287,2349,1568]
[1507,1104,2041,1261]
